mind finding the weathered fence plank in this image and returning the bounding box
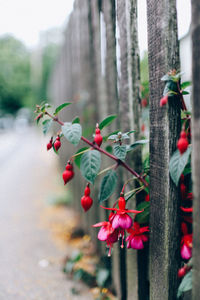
[125,1,145,300]
[191,1,200,299]
[146,0,181,299]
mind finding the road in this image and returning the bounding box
[0,127,93,300]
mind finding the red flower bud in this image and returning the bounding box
[94,127,103,147]
[145,194,150,202]
[47,141,52,151]
[141,98,148,108]
[160,95,168,107]
[62,162,74,185]
[84,184,90,196]
[178,267,186,278]
[81,195,93,212]
[118,196,126,210]
[177,131,189,154]
[54,136,61,151]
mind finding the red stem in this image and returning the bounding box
[45,111,148,187]
[177,81,187,111]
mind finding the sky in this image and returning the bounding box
[0,0,191,53]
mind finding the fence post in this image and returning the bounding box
[125,1,149,299]
[191,1,200,299]
[146,0,181,299]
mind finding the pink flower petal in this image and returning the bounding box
[98,226,109,241]
[92,221,108,228]
[181,244,192,260]
[131,236,144,249]
[112,214,121,229]
[126,239,131,249]
[118,214,133,229]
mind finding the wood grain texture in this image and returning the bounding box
[146,0,181,299]
[191,1,200,299]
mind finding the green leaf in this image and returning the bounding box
[177,270,192,298]
[107,134,118,140]
[126,139,149,152]
[125,130,136,135]
[161,74,171,81]
[181,81,192,90]
[169,146,192,186]
[121,133,130,140]
[113,144,127,161]
[105,145,113,154]
[74,147,89,168]
[54,103,71,115]
[52,143,58,155]
[62,122,82,146]
[72,116,80,124]
[42,119,53,135]
[98,170,118,202]
[182,91,189,95]
[99,115,117,130]
[163,80,178,96]
[135,201,150,224]
[80,150,101,184]
[103,130,120,142]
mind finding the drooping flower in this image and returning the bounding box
[160,95,168,107]
[181,222,192,260]
[126,222,149,250]
[100,195,143,248]
[181,235,192,259]
[92,213,118,256]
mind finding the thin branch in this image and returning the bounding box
[44,111,148,187]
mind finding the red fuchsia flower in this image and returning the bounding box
[178,266,187,278]
[145,194,150,202]
[100,195,143,248]
[160,95,168,107]
[126,222,149,250]
[177,131,189,155]
[92,213,118,256]
[181,222,192,260]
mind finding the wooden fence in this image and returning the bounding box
[49,0,199,299]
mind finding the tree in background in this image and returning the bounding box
[0,35,32,115]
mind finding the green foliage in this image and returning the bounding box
[72,116,80,124]
[169,147,192,186]
[135,201,150,224]
[99,115,117,130]
[0,35,32,114]
[80,150,101,184]
[126,139,149,152]
[74,147,90,168]
[177,271,192,298]
[42,119,53,135]
[98,170,118,202]
[62,122,82,146]
[181,81,191,90]
[54,103,71,115]
[113,144,127,161]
